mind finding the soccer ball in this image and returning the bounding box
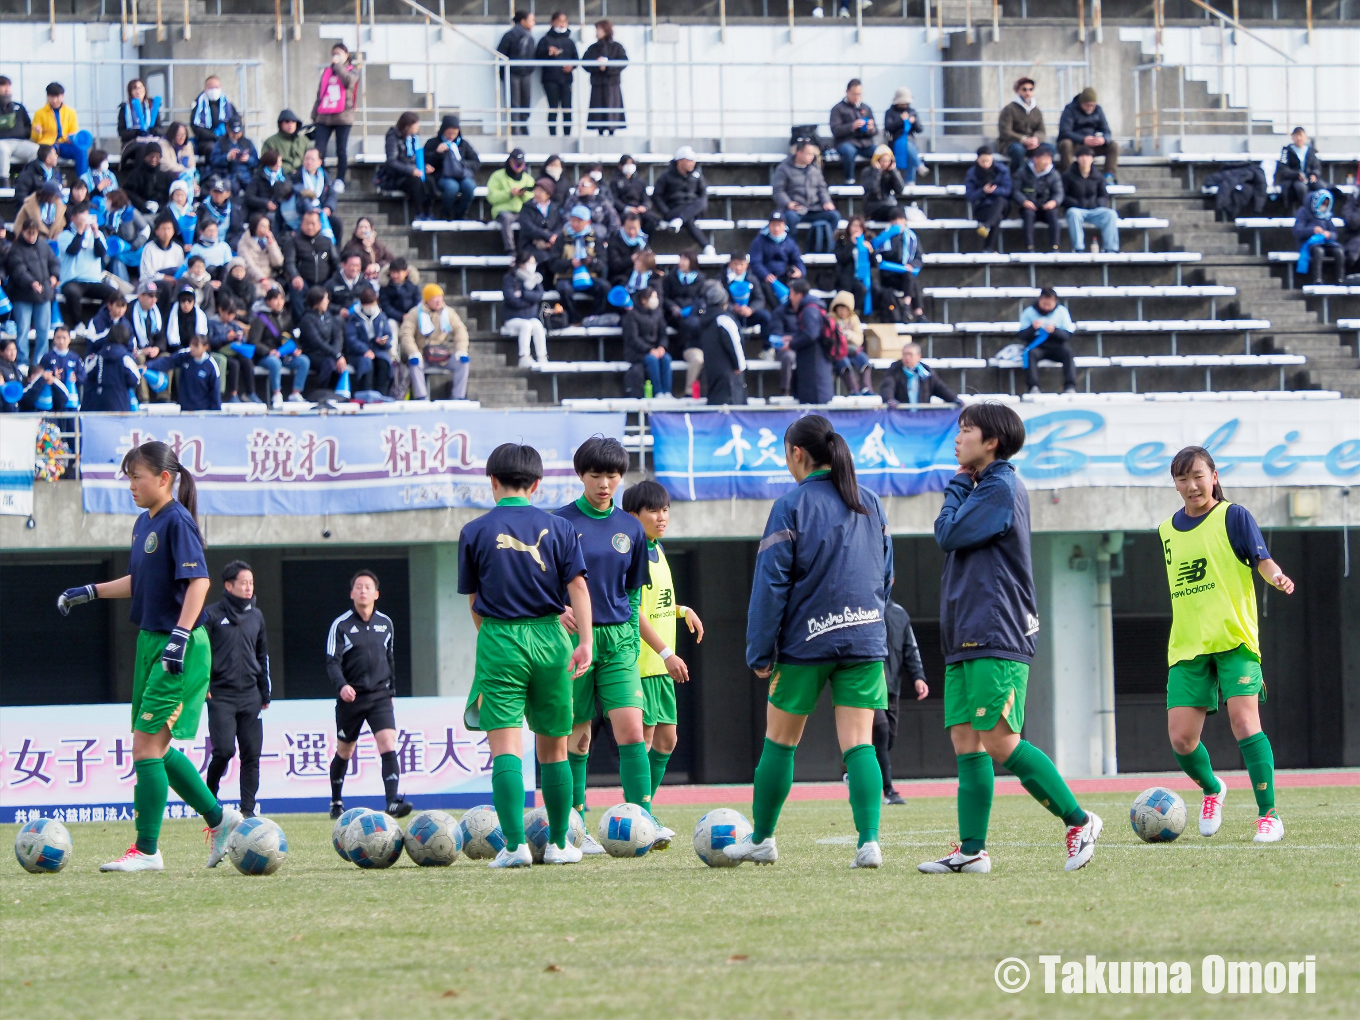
[458,805,506,860]
[524,807,590,862]
[693,808,753,868]
[332,807,376,861]
[404,810,462,866]
[226,817,288,875]
[14,817,72,874]
[597,803,658,858]
[343,811,405,868]
[1130,787,1188,842]
[567,807,588,849]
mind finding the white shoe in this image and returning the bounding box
[918,845,991,873]
[722,833,778,865]
[812,4,825,14]
[650,822,676,851]
[206,805,243,868]
[543,841,584,864]
[669,218,684,231]
[1253,812,1284,843]
[286,391,307,403]
[579,833,607,856]
[488,844,533,868]
[1199,776,1227,836]
[703,244,717,257]
[851,840,882,869]
[518,355,533,368]
[270,392,283,409]
[1063,811,1103,872]
[101,845,164,872]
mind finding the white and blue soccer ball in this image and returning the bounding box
[524,806,590,862]
[598,803,658,858]
[693,808,753,868]
[226,817,288,875]
[332,807,376,861]
[404,810,462,866]
[14,817,72,873]
[457,805,506,860]
[343,811,404,868]
[1130,787,1188,842]
[567,807,588,849]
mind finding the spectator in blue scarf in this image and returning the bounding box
[191,76,239,157]
[1293,188,1344,283]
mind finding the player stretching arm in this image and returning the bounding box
[1160,446,1294,843]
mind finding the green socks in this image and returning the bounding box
[752,738,796,843]
[956,751,994,855]
[568,751,589,815]
[1174,741,1220,794]
[842,744,882,848]
[162,748,223,828]
[618,741,652,809]
[648,748,672,800]
[133,757,169,855]
[539,759,574,849]
[492,754,526,851]
[1003,740,1087,828]
[1238,731,1276,817]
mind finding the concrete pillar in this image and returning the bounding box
[408,543,476,697]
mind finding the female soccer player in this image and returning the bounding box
[1160,446,1294,843]
[727,415,893,869]
[57,441,242,871]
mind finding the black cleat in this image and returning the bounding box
[884,789,907,806]
[329,800,344,819]
[387,799,413,819]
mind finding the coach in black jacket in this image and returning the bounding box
[880,342,958,406]
[204,561,271,817]
[879,599,928,805]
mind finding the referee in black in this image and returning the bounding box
[326,569,410,819]
[879,596,929,806]
[204,560,271,817]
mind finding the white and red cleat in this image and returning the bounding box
[1199,776,1227,837]
[918,843,991,873]
[1253,811,1284,843]
[1064,812,1103,872]
[100,845,164,872]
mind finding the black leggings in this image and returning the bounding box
[872,694,900,792]
[222,351,256,397]
[206,697,264,816]
[387,172,429,221]
[60,280,118,325]
[311,123,352,182]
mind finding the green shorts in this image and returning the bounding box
[642,674,678,727]
[943,657,1029,732]
[767,660,887,716]
[1167,644,1265,713]
[467,616,575,737]
[131,627,212,739]
[572,621,643,724]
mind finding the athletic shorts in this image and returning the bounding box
[336,692,396,743]
[767,660,887,716]
[572,620,643,724]
[943,657,1029,732]
[132,627,212,739]
[642,673,678,727]
[467,616,574,737]
[1167,644,1265,713]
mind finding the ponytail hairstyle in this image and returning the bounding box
[120,441,202,538]
[1169,445,1225,502]
[784,414,867,515]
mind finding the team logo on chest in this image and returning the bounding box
[612,533,631,554]
[143,531,159,554]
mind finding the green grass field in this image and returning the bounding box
[3,787,1358,1019]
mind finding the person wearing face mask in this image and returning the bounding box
[0,75,37,189]
[313,43,360,183]
[608,155,657,234]
[57,202,115,327]
[550,205,607,324]
[502,251,548,367]
[424,114,481,221]
[82,149,119,226]
[190,76,239,158]
[604,212,650,286]
[342,216,394,274]
[293,147,344,241]
[569,171,620,235]
[487,149,535,253]
[537,11,579,136]
[582,19,627,135]
[622,284,670,397]
[662,247,707,352]
[539,154,566,201]
[345,284,396,394]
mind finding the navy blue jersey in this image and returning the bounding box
[458,498,588,620]
[1172,503,1270,567]
[129,499,209,633]
[554,498,650,626]
[145,351,221,411]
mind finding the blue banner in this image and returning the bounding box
[78,410,626,515]
[651,408,962,501]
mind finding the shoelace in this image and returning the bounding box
[1201,794,1221,820]
[1065,826,1083,855]
[1255,815,1276,835]
[114,844,142,861]
[945,840,962,858]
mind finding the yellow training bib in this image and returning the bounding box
[638,541,679,678]
[1158,501,1260,667]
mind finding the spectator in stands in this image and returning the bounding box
[538,11,578,136]
[379,256,420,323]
[860,145,906,222]
[1062,145,1118,253]
[313,42,360,183]
[724,252,770,340]
[23,325,83,411]
[141,214,186,298]
[609,155,655,233]
[1057,87,1118,183]
[263,110,308,175]
[570,172,621,236]
[188,218,234,275]
[880,341,957,407]
[1017,285,1077,394]
[498,11,538,136]
[1014,143,1063,252]
[121,145,178,214]
[487,149,534,253]
[296,286,350,394]
[399,283,469,399]
[661,247,705,350]
[116,78,160,146]
[749,210,805,310]
[209,118,258,193]
[829,290,872,394]
[342,217,394,274]
[181,254,219,314]
[190,76,238,158]
[327,251,367,315]
[221,261,258,321]
[378,113,429,223]
[517,177,562,256]
[652,146,712,254]
[164,180,198,245]
[157,121,198,181]
[31,82,91,177]
[84,150,118,226]
[884,86,927,181]
[1341,182,1360,278]
[773,140,839,254]
[239,213,284,297]
[832,215,873,313]
[621,285,670,396]
[13,178,66,242]
[873,207,925,320]
[103,189,151,281]
[144,329,220,410]
[14,143,58,207]
[5,219,59,366]
[425,114,480,221]
[0,337,22,409]
[0,76,37,188]
[540,154,566,200]
[284,208,338,320]
[57,203,117,325]
[583,20,627,135]
[699,279,746,404]
[164,282,208,350]
[782,279,833,404]
[347,284,396,394]
[998,77,1045,174]
[250,286,305,406]
[294,147,344,241]
[552,205,608,323]
[81,322,141,410]
[1293,189,1346,285]
[246,148,286,222]
[605,212,649,286]
[1275,127,1323,211]
[829,79,878,185]
[200,176,246,249]
[208,294,257,402]
[964,145,1010,251]
[503,250,548,367]
[128,281,165,354]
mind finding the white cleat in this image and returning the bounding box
[543,841,584,864]
[1253,812,1284,843]
[580,833,607,856]
[850,840,883,869]
[206,806,244,868]
[918,845,991,873]
[1064,811,1103,872]
[488,844,534,868]
[1199,776,1227,836]
[723,833,778,865]
[649,817,676,851]
[101,845,164,872]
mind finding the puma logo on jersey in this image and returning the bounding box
[497,529,550,571]
[1175,558,1208,585]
